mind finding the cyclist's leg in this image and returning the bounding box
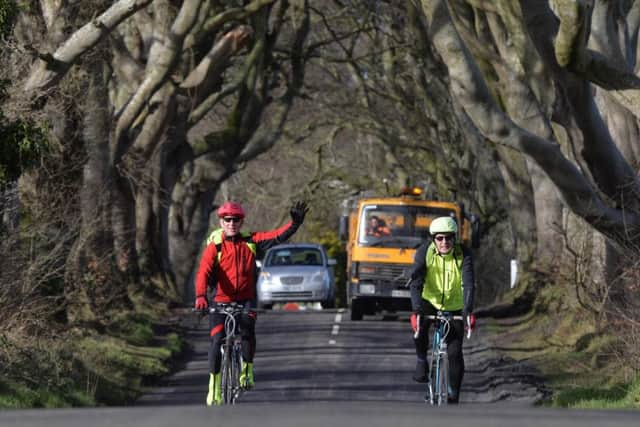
[413,301,435,383]
[238,304,257,387]
[207,313,226,405]
[446,316,465,403]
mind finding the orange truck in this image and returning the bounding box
[339,187,480,320]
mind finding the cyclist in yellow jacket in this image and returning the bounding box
[408,216,476,404]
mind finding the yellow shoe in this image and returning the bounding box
[206,373,222,406]
[239,362,254,389]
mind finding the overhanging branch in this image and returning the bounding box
[24,0,154,92]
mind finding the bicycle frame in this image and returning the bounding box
[209,303,246,405]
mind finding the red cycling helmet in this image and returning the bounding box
[217,201,245,219]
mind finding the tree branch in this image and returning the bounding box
[113,0,204,161]
[181,25,254,89]
[421,0,640,242]
[25,0,154,92]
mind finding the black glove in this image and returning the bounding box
[290,201,309,225]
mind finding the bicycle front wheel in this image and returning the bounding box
[230,345,243,403]
[437,351,449,406]
[220,346,233,404]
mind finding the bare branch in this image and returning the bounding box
[113,0,204,160]
[24,0,154,92]
[201,0,277,36]
[181,25,254,89]
[421,0,640,241]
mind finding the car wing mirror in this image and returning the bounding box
[328,258,337,266]
[256,260,263,269]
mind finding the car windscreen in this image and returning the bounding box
[359,205,458,247]
[265,247,323,267]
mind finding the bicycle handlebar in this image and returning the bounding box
[192,302,247,316]
[413,312,473,340]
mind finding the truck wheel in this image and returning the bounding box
[350,300,363,321]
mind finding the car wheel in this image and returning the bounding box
[321,299,335,309]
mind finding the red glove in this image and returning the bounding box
[195,296,208,310]
[410,313,419,334]
[465,313,476,338]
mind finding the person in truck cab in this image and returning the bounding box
[366,215,391,237]
[194,200,308,406]
[408,216,476,404]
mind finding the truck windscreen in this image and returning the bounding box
[359,205,457,247]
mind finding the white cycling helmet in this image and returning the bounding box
[429,216,458,235]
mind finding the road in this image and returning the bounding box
[1,309,638,426]
[137,308,543,405]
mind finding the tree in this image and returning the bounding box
[2,0,312,320]
[415,0,640,249]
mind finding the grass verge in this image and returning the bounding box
[0,311,185,408]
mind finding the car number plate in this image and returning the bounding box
[286,285,303,292]
[391,289,410,298]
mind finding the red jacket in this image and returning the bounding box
[195,221,299,303]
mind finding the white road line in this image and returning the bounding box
[329,310,343,344]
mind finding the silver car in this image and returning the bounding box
[256,243,337,309]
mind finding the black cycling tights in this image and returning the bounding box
[413,303,465,399]
[208,311,256,374]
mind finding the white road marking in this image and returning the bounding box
[329,310,344,344]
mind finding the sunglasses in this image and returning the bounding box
[223,217,242,223]
[434,235,454,242]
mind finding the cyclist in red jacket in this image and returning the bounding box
[194,200,308,406]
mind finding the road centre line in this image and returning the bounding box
[329,310,344,344]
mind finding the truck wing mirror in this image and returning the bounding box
[339,215,349,242]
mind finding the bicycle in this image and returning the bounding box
[414,311,469,406]
[195,302,247,405]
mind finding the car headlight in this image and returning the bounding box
[259,271,272,285]
[312,271,327,284]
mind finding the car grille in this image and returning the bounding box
[358,262,410,286]
[280,276,304,285]
[272,291,314,299]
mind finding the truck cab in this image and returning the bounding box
[339,188,480,320]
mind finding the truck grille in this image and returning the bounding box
[358,262,410,287]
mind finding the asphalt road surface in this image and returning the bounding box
[137,308,544,405]
[1,309,638,426]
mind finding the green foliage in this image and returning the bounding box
[0,0,17,36]
[551,375,640,409]
[0,76,50,185]
[106,313,156,346]
[70,330,182,405]
[0,377,94,408]
[0,335,95,408]
[0,315,184,408]
[0,106,49,185]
